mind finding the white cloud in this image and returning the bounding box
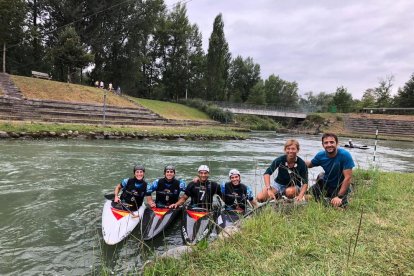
[166,0,414,99]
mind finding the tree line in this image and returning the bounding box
[1,0,413,111]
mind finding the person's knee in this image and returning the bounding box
[285,186,298,199]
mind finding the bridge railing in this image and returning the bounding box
[212,101,307,114]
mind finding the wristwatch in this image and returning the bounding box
[337,195,344,199]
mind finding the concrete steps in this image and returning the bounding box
[0,73,23,99]
[0,76,220,127]
[0,97,219,127]
[344,116,414,136]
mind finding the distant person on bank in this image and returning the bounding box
[307,133,355,208]
[257,139,308,202]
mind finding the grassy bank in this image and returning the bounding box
[131,98,212,121]
[144,170,414,275]
[11,75,137,108]
[0,121,247,140]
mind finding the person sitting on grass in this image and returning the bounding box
[146,165,185,208]
[307,133,355,208]
[257,139,308,202]
[113,165,148,211]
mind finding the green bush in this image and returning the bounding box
[235,114,281,130]
[306,114,325,124]
[179,99,234,123]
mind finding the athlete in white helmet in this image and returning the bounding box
[221,169,258,211]
[169,165,221,210]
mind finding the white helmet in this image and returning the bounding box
[229,169,240,178]
[198,165,210,172]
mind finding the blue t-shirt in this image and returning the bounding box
[311,148,355,188]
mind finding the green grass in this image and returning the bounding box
[144,170,414,275]
[0,121,247,140]
[11,75,137,108]
[131,98,212,121]
[235,114,282,130]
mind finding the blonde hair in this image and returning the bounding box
[284,139,300,151]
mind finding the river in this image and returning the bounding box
[0,132,412,275]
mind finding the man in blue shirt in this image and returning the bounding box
[307,133,355,207]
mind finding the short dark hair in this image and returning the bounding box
[321,133,338,144]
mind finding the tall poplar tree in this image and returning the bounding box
[0,0,26,73]
[205,13,231,101]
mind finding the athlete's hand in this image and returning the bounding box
[114,195,120,203]
[149,201,156,208]
[295,195,305,202]
[193,176,199,183]
[169,203,178,209]
[267,188,276,200]
[331,196,342,207]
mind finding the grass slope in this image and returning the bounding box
[11,75,213,122]
[145,170,414,275]
[12,75,137,108]
[131,98,212,121]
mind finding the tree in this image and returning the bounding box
[205,14,231,101]
[394,73,414,108]
[49,26,93,82]
[264,74,299,108]
[228,56,261,102]
[246,80,265,105]
[330,86,354,113]
[360,88,376,108]
[161,3,193,101]
[300,91,334,112]
[374,75,394,107]
[0,0,26,72]
[186,24,206,99]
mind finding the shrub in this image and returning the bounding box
[306,114,325,124]
[179,99,234,123]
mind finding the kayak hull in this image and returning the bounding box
[141,206,182,240]
[101,200,145,245]
[181,207,215,245]
[217,209,243,230]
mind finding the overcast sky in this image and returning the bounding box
[165,0,414,99]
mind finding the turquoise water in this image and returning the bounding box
[0,133,412,274]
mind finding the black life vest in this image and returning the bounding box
[155,178,181,206]
[189,180,220,210]
[120,178,147,208]
[223,182,248,210]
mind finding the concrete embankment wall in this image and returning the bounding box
[344,114,414,137]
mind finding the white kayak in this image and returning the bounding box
[101,200,145,245]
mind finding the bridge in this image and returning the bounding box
[215,102,308,119]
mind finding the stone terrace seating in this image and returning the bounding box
[344,115,414,136]
[0,97,219,127]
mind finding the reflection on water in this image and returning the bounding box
[0,133,412,274]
